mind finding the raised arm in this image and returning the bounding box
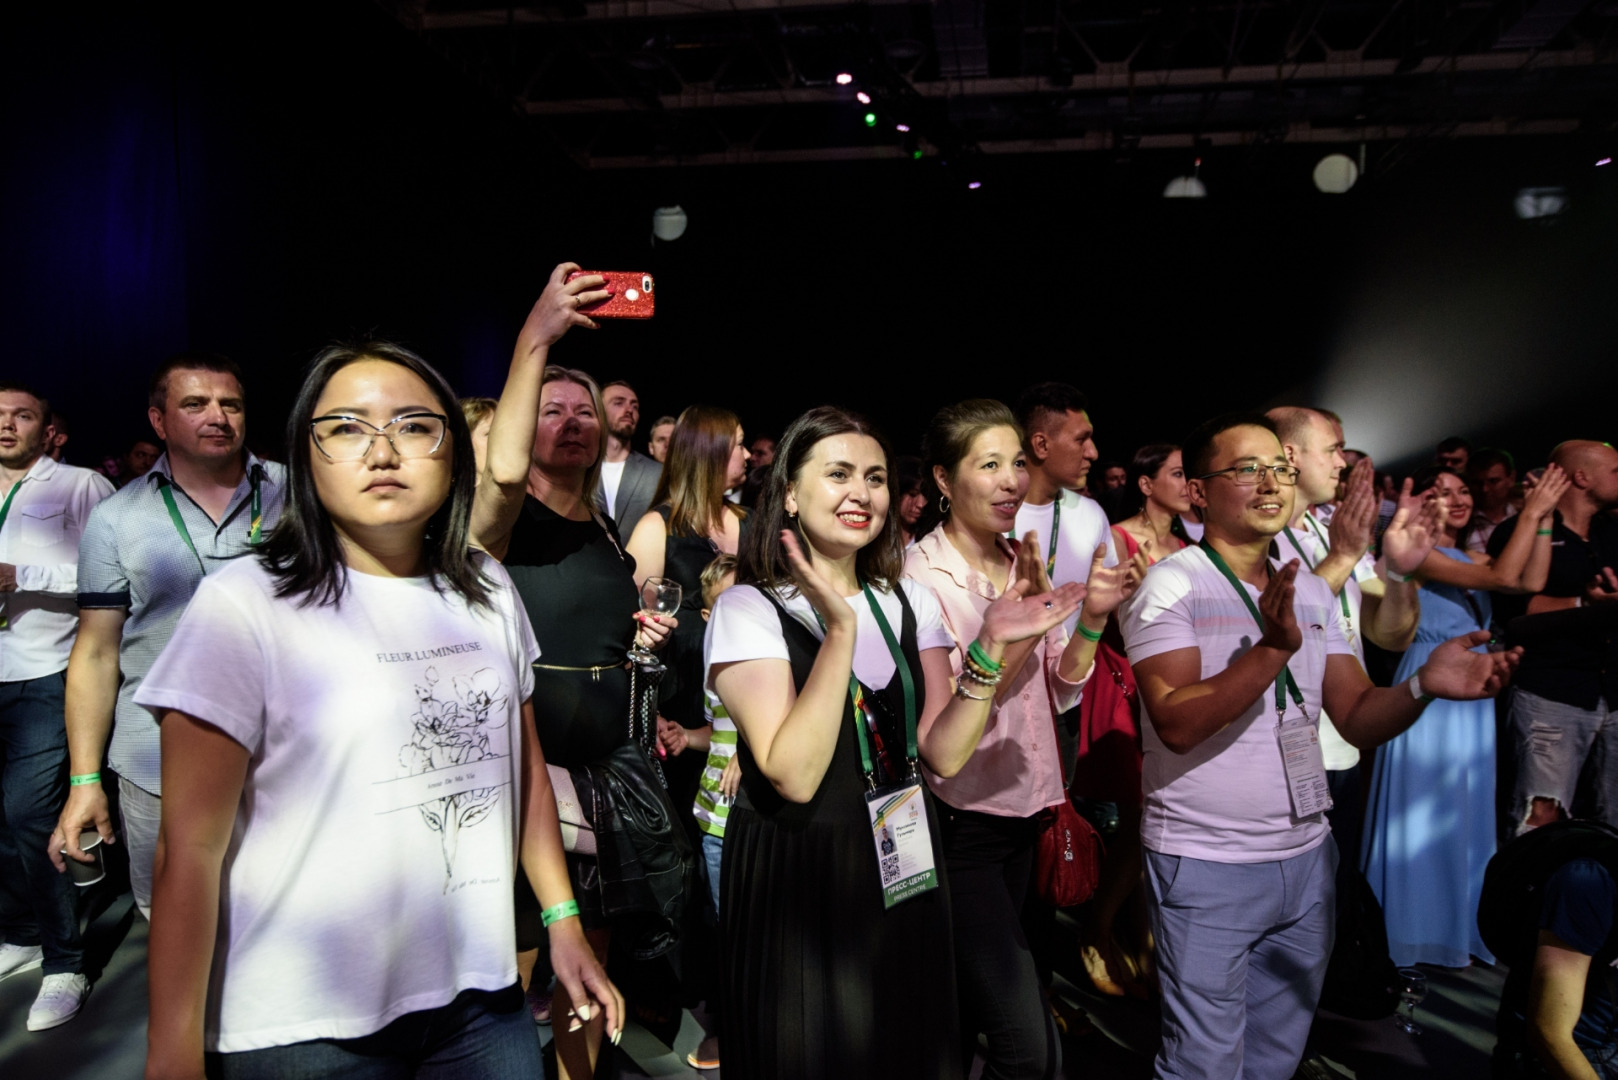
[471,265,608,558]
[1131,561,1302,755]
[1312,459,1377,594]
[144,712,250,1080]
[1420,466,1569,594]
[1362,481,1443,652]
[917,578,1083,777]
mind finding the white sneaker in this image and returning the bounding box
[27,973,90,1031]
[0,943,43,981]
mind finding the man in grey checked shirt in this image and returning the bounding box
[49,354,285,920]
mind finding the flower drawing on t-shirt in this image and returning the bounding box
[399,665,511,888]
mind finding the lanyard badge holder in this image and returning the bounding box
[815,583,939,908]
[1199,541,1334,820]
[0,478,23,630]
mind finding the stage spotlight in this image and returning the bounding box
[967,181,982,190]
[1312,153,1359,194]
[856,91,872,105]
[835,72,853,85]
[864,112,877,127]
[652,206,688,241]
[1514,187,1568,220]
[896,123,911,133]
[1599,157,1613,167]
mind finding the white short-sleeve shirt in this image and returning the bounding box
[705,578,953,690]
[1013,489,1118,636]
[1119,544,1355,864]
[134,554,539,1052]
[1275,512,1379,771]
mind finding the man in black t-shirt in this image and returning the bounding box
[1497,858,1618,1078]
[1493,441,1618,834]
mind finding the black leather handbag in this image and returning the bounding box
[565,658,697,960]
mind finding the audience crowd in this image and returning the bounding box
[2,263,1616,1080]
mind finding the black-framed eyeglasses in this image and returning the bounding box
[1197,462,1301,486]
[310,413,449,462]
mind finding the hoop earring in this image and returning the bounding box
[786,510,797,521]
[938,495,951,516]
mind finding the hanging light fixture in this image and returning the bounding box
[1312,153,1359,194]
[1164,158,1207,198]
[652,206,688,241]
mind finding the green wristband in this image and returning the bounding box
[966,640,1003,674]
[69,772,101,786]
[1075,621,1104,642]
[1537,528,1553,536]
[541,900,581,928]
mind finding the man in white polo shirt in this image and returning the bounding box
[0,383,113,1031]
[1121,412,1520,1080]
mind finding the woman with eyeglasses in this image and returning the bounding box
[138,340,620,1080]
[473,265,675,1079]
[905,399,1144,1080]
[1361,462,1569,969]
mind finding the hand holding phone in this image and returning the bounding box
[566,271,655,319]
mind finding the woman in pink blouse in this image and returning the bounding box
[905,398,1142,1080]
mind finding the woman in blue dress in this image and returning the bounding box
[1363,463,1566,966]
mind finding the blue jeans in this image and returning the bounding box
[701,832,723,917]
[1509,689,1618,831]
[207,985,540,1079]
[1145,839,1337,1080]
[0,672,82,975]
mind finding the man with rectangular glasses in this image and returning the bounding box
[1120,412,1518,1080]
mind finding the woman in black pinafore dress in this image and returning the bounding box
[704,407,1089,1080]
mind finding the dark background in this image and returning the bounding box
[5,2,1615,476]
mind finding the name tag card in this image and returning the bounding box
[1277,716,1334,819]
[866,784,938,909]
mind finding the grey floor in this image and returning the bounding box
[0,887,1503,1079]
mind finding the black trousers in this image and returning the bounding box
[938,803,1061,1080]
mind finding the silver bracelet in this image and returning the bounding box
[954,682,992,701]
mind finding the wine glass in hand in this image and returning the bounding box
[631,576,682,664]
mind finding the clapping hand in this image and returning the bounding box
[1015,530,1054,596]
[1587,567,1618,606]
[781,530,858,635]
[1523,463,1571,523]
[978,579,1086,648]
[1257,560,1303,654]
[1382,479,1443,579]
[1327,459,1377,561]
[1418,629,1522,700]
[1080,544,1148,619]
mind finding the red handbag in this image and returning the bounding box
[1033,671,1105,908]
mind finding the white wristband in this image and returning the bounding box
[1385,567,1414,584]
[1407,671,1433,703]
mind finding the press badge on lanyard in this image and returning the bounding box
[817,584,939,909]
[1199,541,1333,820]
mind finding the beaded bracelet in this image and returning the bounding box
[541,900,582,928]
[960,665,1000,687]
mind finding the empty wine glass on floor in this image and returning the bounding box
[1393,967,1427,1035]
[631,576,682,664]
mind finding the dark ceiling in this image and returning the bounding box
[380,0,1618,170]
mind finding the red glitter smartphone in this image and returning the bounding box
[566,271,655,319]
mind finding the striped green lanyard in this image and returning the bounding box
[0,477,23,629]
[812,583,918,787]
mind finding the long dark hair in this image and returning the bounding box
[1107,442,1181,522]
[738,406,904,595]
[259,340,490,609]
[913,398,1023,540]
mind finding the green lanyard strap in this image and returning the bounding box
[813,582,920,785]
[156,466,264,575]
[1281,515,1352,625]
[1004,496,1062,577]
[1197,539,1306,719]
[0,476,24,535]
